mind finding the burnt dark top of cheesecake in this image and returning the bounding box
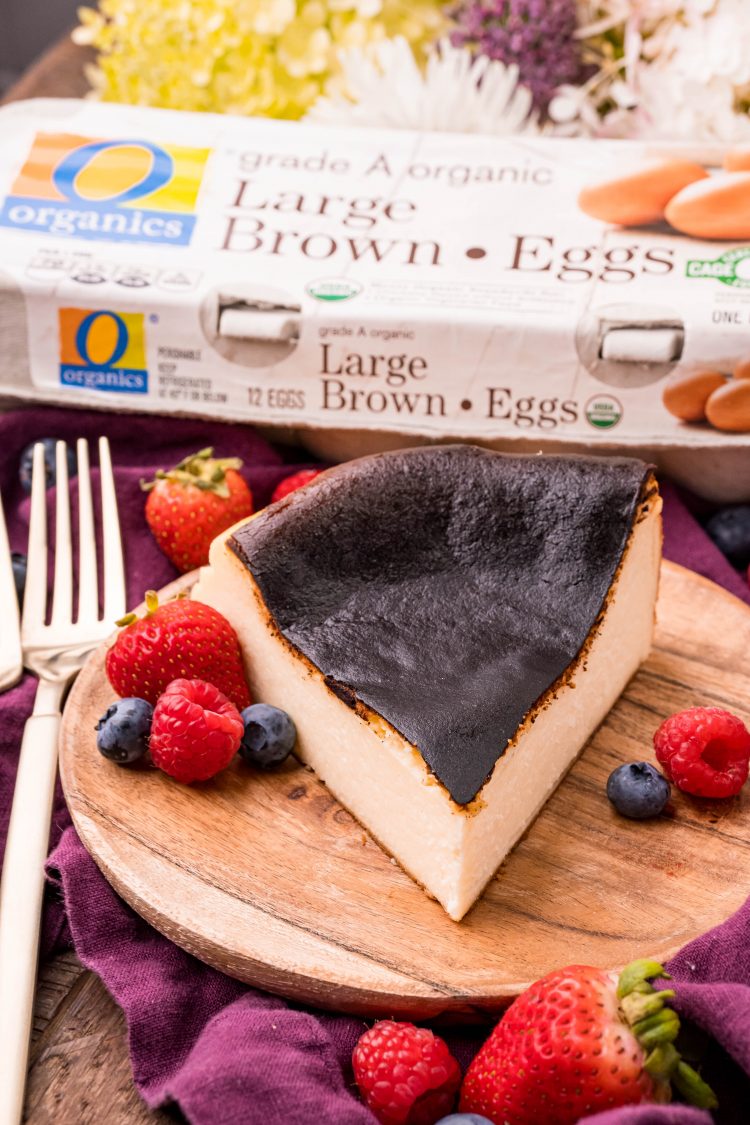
[230,446,654,805]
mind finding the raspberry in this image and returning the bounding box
[150,679,244,784]
[352,1020,461,1125]
[654,706,750,798]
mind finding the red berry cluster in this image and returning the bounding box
[105,593,250,784]
[353,957,716,1125]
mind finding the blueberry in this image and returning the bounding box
[607,762,670,820]
[19,438,77,494]
[96,698,153,764]
[705,506,750,569]
[435,1116,495,1125]
[11,552,26,609]
[239,704,296,768]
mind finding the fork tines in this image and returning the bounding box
[22,437,126,657]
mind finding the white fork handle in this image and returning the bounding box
[0,709,60,1125]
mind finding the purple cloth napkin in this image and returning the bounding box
[1,405,749,1125]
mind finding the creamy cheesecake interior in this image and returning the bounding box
[194,448,662,921]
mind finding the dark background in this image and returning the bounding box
[0,0,79,93]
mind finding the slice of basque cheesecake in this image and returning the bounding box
[194,446,662,921]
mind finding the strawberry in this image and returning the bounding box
[105,592,250,710]
[460,959,716,1125]
[271,468,324,504]
[143,447,253,573]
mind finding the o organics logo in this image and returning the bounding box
[0,133,210,245]
[59,308,148,394]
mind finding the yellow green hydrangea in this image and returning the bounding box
[74,0,447,119]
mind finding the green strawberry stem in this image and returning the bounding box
[643,1042,680,1082]
[140,448,243,500]
[115,590,161,628]
[633,1009,680,1048]
[617,959,718,1110]
[621,989,676,1023]
[617,959,670,997]
[673,1059,721,1110]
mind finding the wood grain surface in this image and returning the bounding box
[59,561,750,1020]
[25,951,170,1124]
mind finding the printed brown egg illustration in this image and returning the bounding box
[578,160,709,226]
[734,357,750,380]
[723,147,750,171]
[662,370,727,422]
[665,174,750,239]
[705,379,750,432]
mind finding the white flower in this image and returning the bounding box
[633,0,750,141]
[557,0,750,141]
[306,37,538,135]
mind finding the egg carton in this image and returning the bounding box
[0,98,748,500]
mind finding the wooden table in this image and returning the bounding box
[4,34,169,1125]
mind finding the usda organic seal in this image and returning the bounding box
[306,278,363,302]
[585,394,622,430]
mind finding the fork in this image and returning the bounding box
[0,492,22,692]
[0,438,125,1125]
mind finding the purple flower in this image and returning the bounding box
[450,0,582,114]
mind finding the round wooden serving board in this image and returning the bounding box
[60,561,750,1020]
